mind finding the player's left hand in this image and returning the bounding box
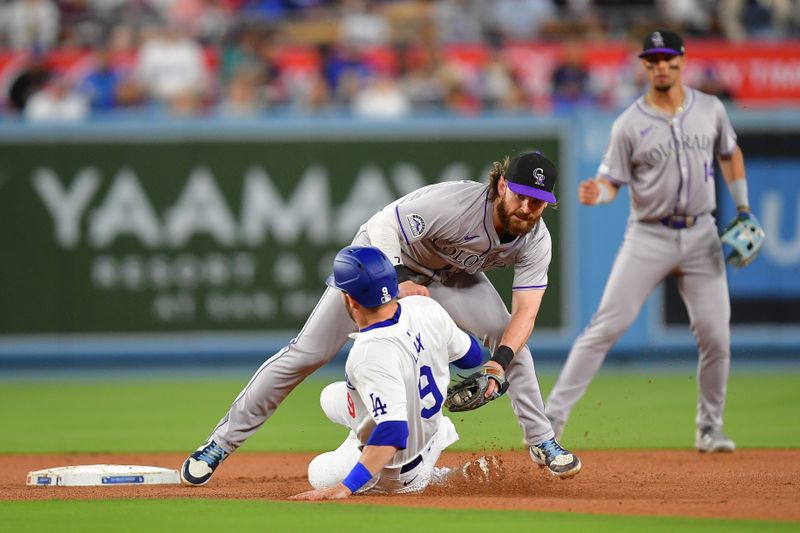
[289,483,352,501]
[720,208,765,267]
[482,360,503,398]
[398,280,430,298]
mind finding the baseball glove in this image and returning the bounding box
[720,209,765,267]
[444,365,509,413]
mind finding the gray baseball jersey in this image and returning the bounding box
[599,88,737,220]
[209,180,557,455]
[547,86,734,436]
[366,180,551,288]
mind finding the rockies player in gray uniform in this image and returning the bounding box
[545,30,761,453]
[180,151,582,486]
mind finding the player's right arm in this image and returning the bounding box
[581,113,633,206]
[289,444,397,501]
[291,345,408,501]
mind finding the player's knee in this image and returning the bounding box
[585,312,634,343]
[307,436,366,490]
[466,314,510,349]
[691,320,729,350]
[695,331,730,357]
[320,381,349,425]
[479,328,508,352]
[307,451,347,490]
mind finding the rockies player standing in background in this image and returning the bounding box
[545,30,764,453]
[291,245,480,500]
[180,150,582,487]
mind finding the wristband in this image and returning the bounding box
[395,265,413,283]
[727,179,749,210]
[594,180,612,204]
[342,462,372,493]
[490,345,514,371]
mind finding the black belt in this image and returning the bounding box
[400,453,423,473]
[658,214,698,229]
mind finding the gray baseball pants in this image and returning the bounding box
[546,215,731,432]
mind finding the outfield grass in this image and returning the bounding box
[0,499,794,533]
[2,369,797,531]
[1,371,798,453]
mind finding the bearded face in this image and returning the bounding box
[496,189,546,236]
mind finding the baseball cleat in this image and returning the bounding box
[529,438,581,478]
[695,427,736,453]
[180,438,229,486]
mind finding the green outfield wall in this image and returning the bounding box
[0,128,563,337]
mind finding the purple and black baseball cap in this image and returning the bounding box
[638,29,685,58]
[504,151,557,204]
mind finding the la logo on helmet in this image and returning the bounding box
[533,168,545,186]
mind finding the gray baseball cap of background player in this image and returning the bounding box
[503,151,558,204]
[638,29,685,58]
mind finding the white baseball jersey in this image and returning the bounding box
[365,180,551,290]
[344,295,472,467]
[599,87,737,220]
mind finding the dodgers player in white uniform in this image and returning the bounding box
[290,245,482,500]
[181,151,581,487]
[545,30,761,452]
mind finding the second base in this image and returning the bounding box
[27,464,181,486]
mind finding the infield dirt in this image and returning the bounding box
[2,450,798,522]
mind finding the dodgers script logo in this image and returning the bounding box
[651,31,664,47]
[533,168,546,186]
[406,214,426,238]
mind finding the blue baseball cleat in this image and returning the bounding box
[529,438,582,478]
[180,439,229,486]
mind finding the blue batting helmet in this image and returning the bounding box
[326,246,399,308]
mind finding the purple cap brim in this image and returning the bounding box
[507,181,557,203]
[639,47,683,58]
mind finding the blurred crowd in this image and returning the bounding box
[2,0,800,121]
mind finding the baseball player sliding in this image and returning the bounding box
[291,245,481,500]
[545,30,765,453]
[180,150,581,488]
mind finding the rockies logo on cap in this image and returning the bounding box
[533,168,546,186]
[504,151,557,204]
[639,29,685,58]
[651,31,665,48]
